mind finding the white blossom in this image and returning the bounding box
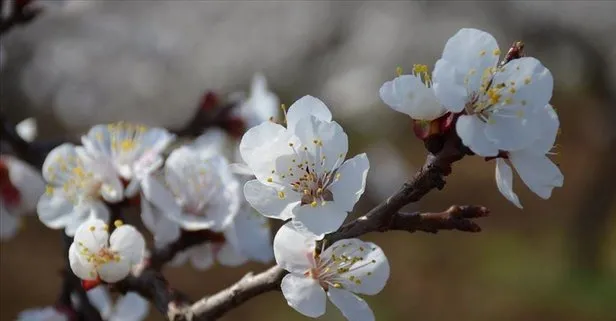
[432,28,553,156]
[379,66,446,121]
[141,146,240,232]
[15,118,38,143]
[0,156,45,240]
[86,286,149,321]
[274,223,389,321]
[236,72,280,128]
[495,104,563,208]
[68,218,145,283]
[81,122,175,198]
[242,95,370,238]
[37,144,122,236]
[16,306,68,321]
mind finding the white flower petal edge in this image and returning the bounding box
[239,73,280,128]
[110,292,149,321]
[69,218,145,283]
[285,95,332,132]
[495,158,522,209]
[16,306,68,321]
[379,74,445,121]
[274,223,390,321]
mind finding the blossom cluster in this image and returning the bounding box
[380,28,563,208]
[3,28,565,321]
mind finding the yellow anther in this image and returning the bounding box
[89,226,96,231]
[509,87,517,94]
[310,201,318,207]
[289,142,294,147]
[316,188,323,195]
[504,97,513,105]
[359,247,364,251]
[349,275,356,281]
[479,50,486,56]
[103,224,109,231]
[468,68,477,75]
[313,139,318,144]
[493,48,501,56]
[120,140,136,151]
[278,191,285,199]
[114,220,124,228]
[45,186,54,195]
[367,272,373,276]
[487,118,496,125]
[524,77,531,85]
[516,110,525,118]
[304,189,310,195]
[396,66,403,77]
[267,177,273,183]
[333,283,342,289]
[371,259,376,263]
[335,173,341,180]
[355,279,362,285]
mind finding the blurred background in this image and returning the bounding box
[1,1,615,320]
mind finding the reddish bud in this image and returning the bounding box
[199,91,219,112]
[81,277,102,291]
[0,160,21,207]
[223,117,247,139]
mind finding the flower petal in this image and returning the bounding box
[69,242,97,280]
[440,28,500,92]
[529,104,559,154]
[111,293,149,321]
[491,57,553,110]
[86,286,113,319]
[97,259,131,283]
[484,110,539,151]
[509,150,563,199]
[42,143,79,184]
[322,239,390,295]
[37,194,78,230]
[4,156,45,213]
[273,222,315,274]
[240,73,280,128]
[216,242,248,267]
[280,273,326,318]
[455,115,499,156]
[188,244,215,270]
[293,116,348,172]
[224,206,274,264]
[0,207,20,240]
[100,177,124,203]
[329,154,369,213]
[140,175,182,216]
[380,75,445,121]
[327,287,375,321]
[15,118,38,143]
[239,121,292,184]
[140,198,181,245]
[432,59,468,113]
[495,159,522,209]
[286,95,332,132]
[293,202,348,239]
[74,218,109,253]
[244,180,299,220]
[109,225,145,266]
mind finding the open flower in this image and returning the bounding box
[0,156,45,240]
[495,104,563,208]
[37,144,122,236]
[151,199,273,270]
[432,28,553,156]
[242,95,370,238]
[141,146,240,231]
[379,66,446,121]
[86,286,149,321]
[69,219,145,283]
[274,223,389,321]
[81,122,175,198]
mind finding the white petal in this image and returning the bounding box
[74,218,109,253]
[140,175,182,217]
[441,28,500,92]
[495,159,522,209]
[228,163,255,176]
[37,194,78,230]
[110,293,149,321]
[192,128,233,160]
[492,57,553,109]
[69,242,97,280]
[280,273,326,318]
[293,202,348,239]
[455,115,499,156]
[86,286,113,319]
[4,156,45,212]
[239,121,289,178]
[188,244,215,270]
[110,225,145,265]
[327,288,375,321]
[293,116,348,172]
[529,104,559,154]
[140,198,181,245]
[432,59,468,113]
[224,206,273,264]
[216,242,248,267]
[329,154,369,213]
[273,222,315,274]
[379,75,445,121]
[241,73,280,128]
[244,180,299,220]
[0,208,20,240]
[97,260,132,283]
[15,118,38,143]
[322,240,390,295]
[100,177,124,203]
[42,143,79,183]
[484,110,539,151]
[286,95,332,132]
[509,150,563,199]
